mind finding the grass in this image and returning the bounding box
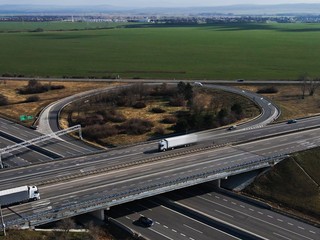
[0,80,112,126]
[1,23,320,79]
[237,84,320,120]
[0,21,130,32]
[244,150,320,223]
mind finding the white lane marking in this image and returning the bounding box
[172,229,177,233]
[309,230,316,234]
[163,225,168,229]
[258,211,263,215]
[180,233,186,237]
[183,224,203,234]
[197,196,314,240]
[288,222,293,226]
[158,204,240,239]
[273,232,292,240]
[298,226,305,230]
[215,210,234,218]
[149,228,174,240]
[267,215,274,218]
[277,219,283,222]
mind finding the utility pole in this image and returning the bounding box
[0,204,6,236]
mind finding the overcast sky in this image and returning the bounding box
[1,0,320,7]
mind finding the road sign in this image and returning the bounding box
[19,115,27,121]
[19,115,33,121]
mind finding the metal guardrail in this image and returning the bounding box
[1,154,287,229]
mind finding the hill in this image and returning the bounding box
[1,4,320,15]
[244,148,320,223]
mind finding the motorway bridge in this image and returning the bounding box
[0,81,319,239]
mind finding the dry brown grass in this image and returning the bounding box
[0,80,112,126]
[237,84,320,121]
[0,80,320,129]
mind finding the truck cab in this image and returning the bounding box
[29,186,40,201]
[158,139,167,151]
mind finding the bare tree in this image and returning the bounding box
[299,73,310,99]
[307,77,320,96]
[54,218,76,240]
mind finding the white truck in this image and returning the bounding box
[158,134,198,151]
[0,186,40,207]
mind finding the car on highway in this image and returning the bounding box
[137,216,154,227]
[228,125,237,130]
[236,79,245,82]
[194,82,203,87]
[287,119,297,124]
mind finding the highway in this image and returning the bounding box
[0,80,319,238]
[1,82,278,168]
[166,187,319,240]
[106,186,320,240]
[1,126,320,229]
[0,117,99,167]
[36,83,279,137]
[107,197,241,240]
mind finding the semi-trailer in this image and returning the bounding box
[0,186,40,207]
[158,134,198,151]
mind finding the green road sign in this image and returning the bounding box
[19,115,27,121]
[19,115,33,121]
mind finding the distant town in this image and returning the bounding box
[1,15,320,24]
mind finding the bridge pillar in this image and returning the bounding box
[206,179,221,188]
[90,209,105,221]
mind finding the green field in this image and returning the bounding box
[1,22,320,79]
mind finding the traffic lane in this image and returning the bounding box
[167,189,319,240]
[2,126,320,193]
[0,136,53,167]
[0,117,98,159]
[0,141,247,189]
[107,198,238,240]
[200,115,320,144]
[236,129,320,158]
[1,114,319,184]
[205,191,320,239]
[2,126,320,191]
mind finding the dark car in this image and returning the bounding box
[287,119,297,124]
[228,125,237,130]
[138,216,154,227]
[236,79,245,82]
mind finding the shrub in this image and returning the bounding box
[120,118,154,135]
[107,112,126,123]
[83,124,118,140]
[25,95,40,102]
[133,101,146,109]
[151,107,166,113]
[17,80,65,94]
[0,94,8,106]
[154,127,165,136]
[169,95,185,107]
[257,86,278,94]
[162,115,177,124]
